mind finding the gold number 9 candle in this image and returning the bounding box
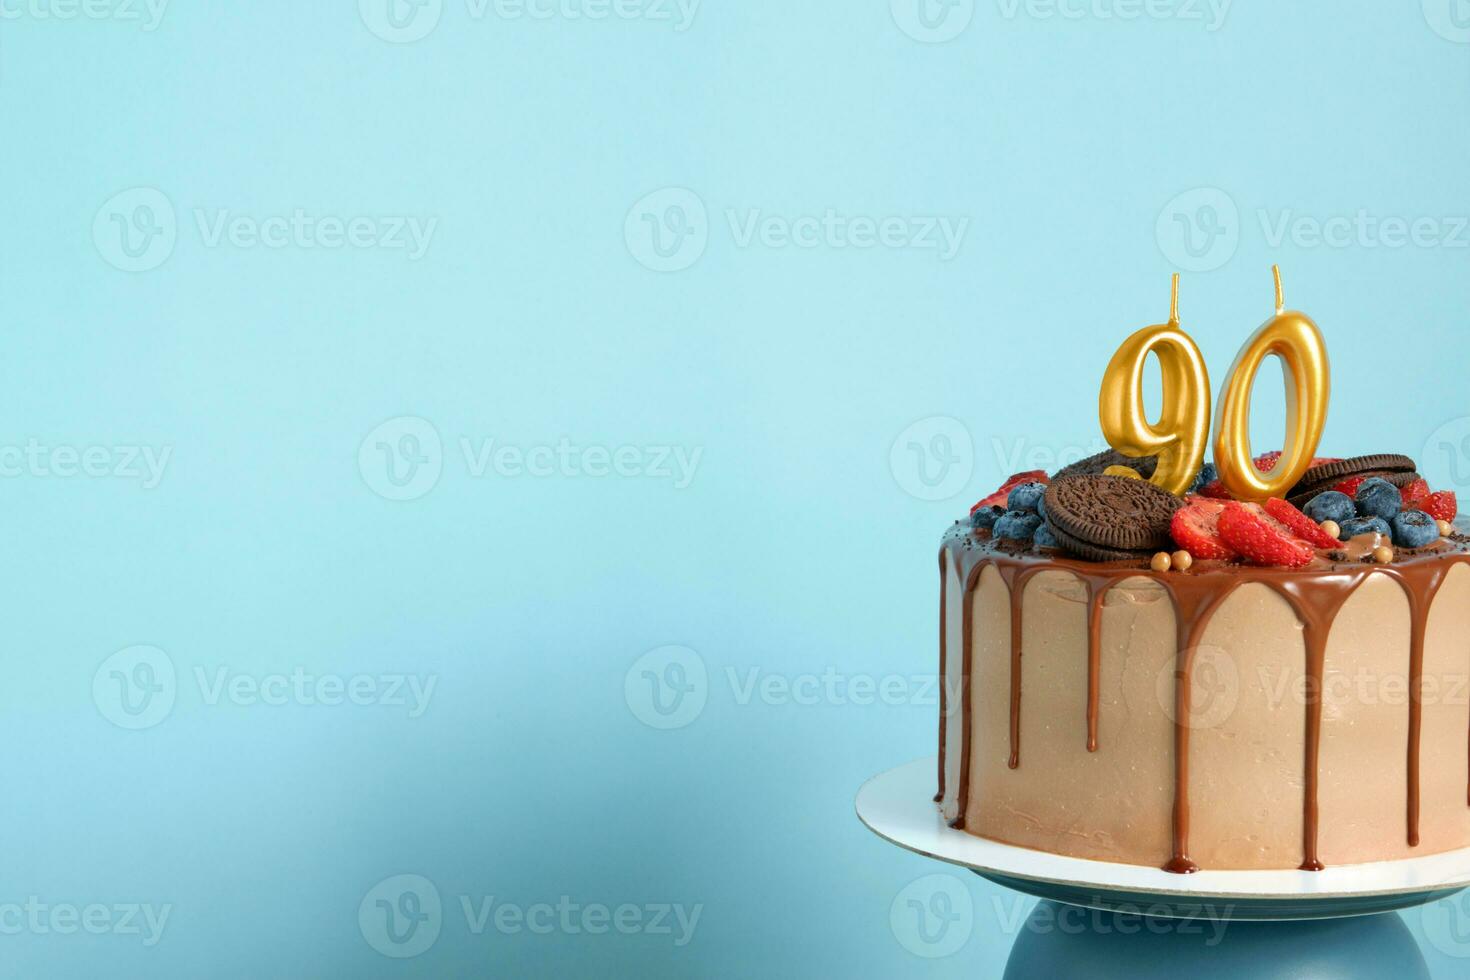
[1099,274,1212,496]
[1212,266,1330,502]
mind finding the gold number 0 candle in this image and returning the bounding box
[1099,274,1211,496]
[1212,266,1330,502]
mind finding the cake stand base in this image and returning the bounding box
[859,758,1470,976]
[1003,899,1428,979]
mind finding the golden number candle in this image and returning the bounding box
[1099,274,1211,496]
[1211,266,1330,502]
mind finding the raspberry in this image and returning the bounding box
[1217,502,1314,568]
[1264,497,1340,549]
[1400,478,1431,509]
[1421,491,1458,524]
[1170,498,1236,560]
[1332,475,1369,498]
[971,470,1049,514]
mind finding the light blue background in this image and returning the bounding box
[3,1,1470,976]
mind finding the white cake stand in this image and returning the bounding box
[858,757,1470,922]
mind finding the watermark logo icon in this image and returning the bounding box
[93,188,177,273]
[1156,187,1239,272]
[890,873,973,958]
[359,0,442,42]
[625,645,707,730]
[1424,0,1470,43]
[359,417,443,501]
[93,645,177,730]
[1422,890,1470,958]
[890,416,973,501]
[1155,645,1239,730]
[1422,416,1470,492]
[359,874,442,958]
[891,0,974,43]
[625,188,708,272]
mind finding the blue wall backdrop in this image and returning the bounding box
[3,1,1470,976]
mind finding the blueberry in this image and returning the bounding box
[970,506,1003,530]
[1007,482,1047,513]
[1354,478,1402,521]
[1303,491,1355,526]
[994,510,1043,542]
[1392,510,1439,548]
[1033,523,1059,549]
[1190,462,1218,495]
[1339,516,1392,540]
[1035,493,1048,522]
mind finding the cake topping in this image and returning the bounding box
[1168,497,1236,561]
[1053,448,1158,482]
[970,470,1049,513]
[1302,490,1355,525]
[1339,515,1392,539]
[1353,476,1403,520]
[1043,523,1151,563]
[994,510,1042,542]
[1263,496,1342,549]
[1419,490,1458,524]
[1216,502,1314,568]
[1043,474,1182,553]
[1287,453,1417,501]
[1391,510,1440,548]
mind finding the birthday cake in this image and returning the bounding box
[936,273,1470,873]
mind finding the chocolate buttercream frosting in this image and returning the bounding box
[937,518,1470,873]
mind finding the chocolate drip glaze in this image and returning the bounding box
[935,552,947,804]
[1085,581,1107,753]
[938,521,1470,873]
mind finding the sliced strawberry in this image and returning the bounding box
[1217,502,1314,568]
[1170,497,1236,560]
[1264,497,1340,549]
[1401,478,1431,509]
[1421,490,1458,524]
[1332,475,1370,499]
[970,470,1049,514]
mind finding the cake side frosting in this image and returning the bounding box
[938,517,1470,872]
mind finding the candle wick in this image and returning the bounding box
[1272,264,1285,314]
[1169,273,1180,326]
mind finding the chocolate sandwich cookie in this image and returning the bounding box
[1055,449,1158,482]
[1288,454,1417,498]
[1043,474,1183,554]
[1289,469,1423,509]
[1045,521,1151,563]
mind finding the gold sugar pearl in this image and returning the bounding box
[1151,552,1173,573]
[1171,550,1194,572]
[1437,519,1453,537]
[1372,545,1394,565]
[1320,520,1341,540]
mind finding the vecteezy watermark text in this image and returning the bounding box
[93,188,437,273]
[359,0,700,43]
[996,0,1230,29]
[358,417,702,501]
[0,0,168,29]
[625,644,960,730]
[93,646,437,731]
[357,875,701,959]
[0,897,171,946]
[0,440,170,489]
[624,188,970,273]
[1158,187,1470,272]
